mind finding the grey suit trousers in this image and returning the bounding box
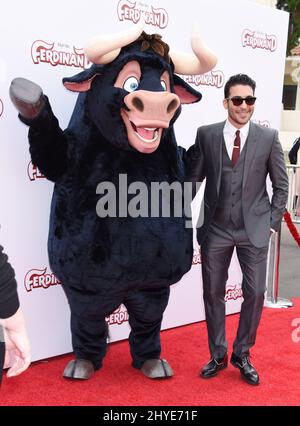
[201,222,268,358]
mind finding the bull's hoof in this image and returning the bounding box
[140,359,174,379]
[9,77,45,119]
[63,359,95,380]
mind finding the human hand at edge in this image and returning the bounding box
[1,308,31,377]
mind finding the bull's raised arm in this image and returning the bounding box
[9,78,68,182]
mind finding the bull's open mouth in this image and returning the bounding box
[120,108,163,153]
[130,121,159,143]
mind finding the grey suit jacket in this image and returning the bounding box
[186,120,289,248]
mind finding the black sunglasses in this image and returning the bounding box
[226,96,256,106]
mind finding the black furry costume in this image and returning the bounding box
[17,33,202,373]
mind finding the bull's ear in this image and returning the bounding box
[62,68,101,92]
[173,74,202,104]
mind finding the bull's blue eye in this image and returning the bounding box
[123,76,139,92]
[161,80,167,91]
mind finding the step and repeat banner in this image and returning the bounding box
[0,0,288,361]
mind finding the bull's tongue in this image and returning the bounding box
[136,127,155,140]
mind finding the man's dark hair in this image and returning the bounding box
[224,74,256,99]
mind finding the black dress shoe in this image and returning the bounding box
[201,354,228,378]
[230,353,260,386]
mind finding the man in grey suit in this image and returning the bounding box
[186,74,288,385]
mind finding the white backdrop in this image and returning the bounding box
[0,0,288,361]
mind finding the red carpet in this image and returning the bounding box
[1,298,300,406]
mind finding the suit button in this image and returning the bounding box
[232,193,235,196]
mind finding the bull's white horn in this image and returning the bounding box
[84,23,144,65]
[170,27,217,75]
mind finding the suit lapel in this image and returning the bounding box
[211,122,225,195]
[243,121,259,188]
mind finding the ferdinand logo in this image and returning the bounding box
[25,268,61,292]
[242,29,277,52]
[0,98,3,117]
[117,0,168,28]
[31,40,90,69]
[183,70,224,89]
[225,284,243,302]
[106,305,129,326]
[27,161,45,181]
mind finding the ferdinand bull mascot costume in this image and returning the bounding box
[9,25,216,380]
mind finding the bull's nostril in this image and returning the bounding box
[167,99,179,114]
[132,97,144,112]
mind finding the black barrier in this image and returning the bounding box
[0,406,299,421]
